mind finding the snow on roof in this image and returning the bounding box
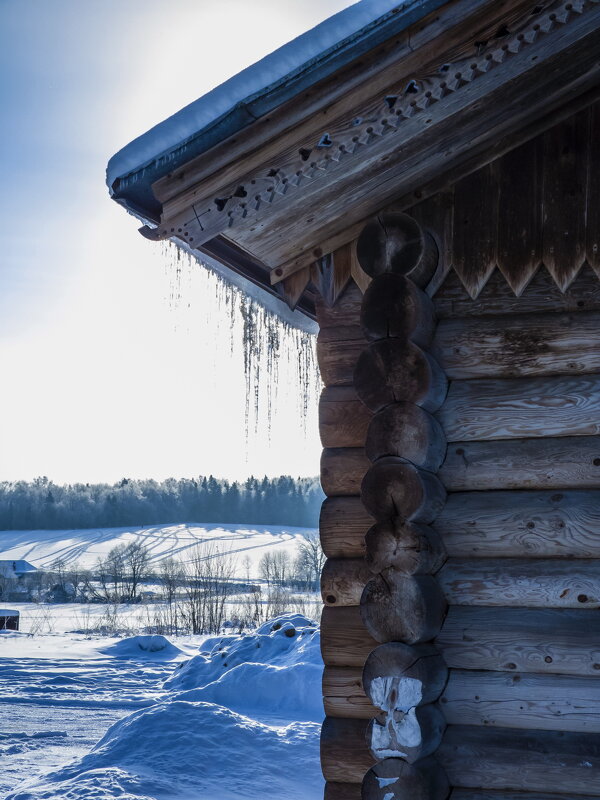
[0,609,19,616]
[107,0,443,208]
[0,559,37,572]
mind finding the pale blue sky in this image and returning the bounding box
[0,0,353,483]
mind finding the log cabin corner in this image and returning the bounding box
[108,1,600,797]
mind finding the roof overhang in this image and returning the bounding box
[108,0,600,314]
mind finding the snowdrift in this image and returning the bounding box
[101,635,185,659]
[6,614,324,800]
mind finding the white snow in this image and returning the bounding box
[0,521,315,577]
[1,614,324,799]
[107,0,420,188]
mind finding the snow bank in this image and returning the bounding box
[7,615,324,800]
[100,635,184,659]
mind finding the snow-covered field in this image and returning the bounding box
[0,522,314,577]
[0,615,323,800]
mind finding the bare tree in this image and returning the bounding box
[294,531,325,591]
[180,544,235,634]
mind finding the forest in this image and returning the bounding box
[0,475,323,530]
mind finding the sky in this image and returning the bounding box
[0,0,356,485]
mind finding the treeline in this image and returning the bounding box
[0,475,324,531]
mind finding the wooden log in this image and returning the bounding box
[320,716,375,783]
[439,436,600,492]
[434,490,600,559]
[321,558,373,607]
[432,311,600,379]
[360,273,436,346]
[322,666,378,719]
[436,606,600,676]
[368,703,446,763]
[362,757,449,800]
[361,458,446,524]
[356,213,438,288]
[320,386,373,448]
[318,330,366,387]
[321,606,378,667]
[365,520,446,575]
[363,643,448,710]
[321,448,371,497]
[451,791,600,800]
[433,263,600,319]
[311,244,352,309]
[441,670,600,733]
[360,574,447,644]
[324,782,362,800]
[315,281,363,328]
[437,374,600,442]
[320,497,372,559]
[438,725,600,795]
[354,339,447,413]
[366,403,446,470]
[437,558,600,609]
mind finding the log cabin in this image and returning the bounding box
[107,0,600,797]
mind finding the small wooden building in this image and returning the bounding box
[0,609,19,631]
[109,1,600,797]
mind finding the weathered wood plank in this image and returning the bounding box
[319,386,372,449]
[438,725,600,795]
[321,448,371,497]
[436,606,600,676]
[315,281,363,328]
[496,135,542,295]
[320,497,372,559]
[434,490,600,559]
[321,716,375,783]
[433,263,600,318]
[321,605,378,667]
[317,331,365,387]
[437,374,600,441]
[542,108,588,291]
[438,558,600,609]
[587,102,600,279]
[441,670,600,733]
[451,791,600,800]
[322,666,378,719]
[439,436,600,491]
[451,162,498,298]
[432,311,600,379]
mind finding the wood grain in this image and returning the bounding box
[438,725,600,794]
[322,666,378,719]
[319,386,372,448]
[320,716,375,783]
[366,403,446,470]
[436,606,600,676]
[321,605,378,667]
[360,272,436,345]
[365,520,446,575]
[437,374,600,441]
[437,558,600,609]
[320,496,372,559]
[434,490,600,559]
[321,558,372,607]
[432,311,600,379]
[439,436,600,491]
[433,263,600,319]
[321,448,371,497]
[325,782,362,800]
[317,330,366,387]
[361,457,447,524]
[362,756,450,800]
[441,670,600,733]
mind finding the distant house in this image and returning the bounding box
[0,609,19,631]
[0,560,37,579]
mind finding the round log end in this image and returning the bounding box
[356,213,438,288]
[360,272,436,345]
[368,704,446,763]
[361,757,450,800]
[365,403,447,471]
[365,520,447,575]
[361,458,447,524]
[360,573,448,644]
[363,642,448,708]
[354,339,447,414]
